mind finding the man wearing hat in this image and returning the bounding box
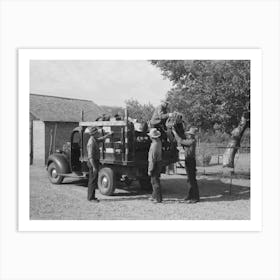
[172,127,200,203]
[147,128,163,203]
[150,100,173,130]
[86,126,113,202]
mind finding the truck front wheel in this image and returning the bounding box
[47,162,64,184]
[98,167,116,196]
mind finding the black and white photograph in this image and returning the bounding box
[2,1,280,280]
[24,51,256,223]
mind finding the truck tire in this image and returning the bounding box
[98,167,116,196]
[47,162,64,184]
[139,177,152,191]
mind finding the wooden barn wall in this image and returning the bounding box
[33,120,45,166]
[30,119,33,165]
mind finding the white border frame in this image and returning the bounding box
[18,48,262,232]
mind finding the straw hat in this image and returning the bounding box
[147,128,161,138]
[85,126,99,136]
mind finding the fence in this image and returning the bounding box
[174,145,250,177]
[170,145,250,195]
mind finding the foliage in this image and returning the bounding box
[199,130,231,144]
[150,60,250,133]
[125,98,155,122]
[196,143,214,166]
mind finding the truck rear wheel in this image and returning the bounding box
[98,167,116,196]
[47,162,64,184]
[139,177,152,191]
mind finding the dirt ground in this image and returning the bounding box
[30,162,250,220]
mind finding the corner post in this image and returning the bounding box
[124,107,129,162]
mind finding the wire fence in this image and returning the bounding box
[174,145,250,178]
[165,145,250,195]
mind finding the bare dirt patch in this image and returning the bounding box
[30,164,250,220]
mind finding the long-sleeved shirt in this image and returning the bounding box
[87,136,100,160]
[87,134,110,160]
[148,140,162,174]
[173,133,196,159]
[150,105,169,125]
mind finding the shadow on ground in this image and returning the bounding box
[198,178,250,202]
[61,175,250,203]
[62,179,87,186]
[155,176,250,203]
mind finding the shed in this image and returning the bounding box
[30,94,105,165]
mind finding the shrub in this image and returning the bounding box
[196,144,214,166]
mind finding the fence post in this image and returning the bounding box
[229,168,235,195]
[124,107,128,162]
[229,171,232,195]
[203,156,206,175]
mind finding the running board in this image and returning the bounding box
[58,172,88,179]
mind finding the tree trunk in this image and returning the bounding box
[223,114,249,168]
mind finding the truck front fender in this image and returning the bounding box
[47,153,71,174]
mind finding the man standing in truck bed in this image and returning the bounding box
[86,126,113,202]
[150,100,173,130]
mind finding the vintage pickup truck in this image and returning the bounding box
[46,114,179,196]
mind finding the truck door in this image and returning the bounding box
[71,130,81,171]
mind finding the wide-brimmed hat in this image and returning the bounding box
[147,128,161,138]
[85,126,99,136]
[186,127,197,135]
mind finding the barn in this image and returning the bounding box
[30,94,105,165]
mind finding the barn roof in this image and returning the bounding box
[30,94,105,122]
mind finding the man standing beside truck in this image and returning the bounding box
[86,126,113,202]
[172,127,200,203]
[148,128,163,203]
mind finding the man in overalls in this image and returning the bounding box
[172,127,200,203]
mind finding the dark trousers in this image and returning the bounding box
[87,160,99,200]
[185,157,200,200]
[150,164,162,202]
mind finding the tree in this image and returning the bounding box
[222,112,250,168]
[151,60,250,167]
[125,98,155,122]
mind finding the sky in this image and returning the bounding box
[30,60,172,107]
